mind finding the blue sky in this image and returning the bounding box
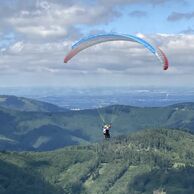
[80,1,194,34]
[0,0,194,87]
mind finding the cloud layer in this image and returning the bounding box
[167,11,194,22]
[0,0,193,87]
[129,11,147,18]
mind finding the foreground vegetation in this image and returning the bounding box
[1,128,194,194]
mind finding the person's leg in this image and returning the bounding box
[106,130,110,138]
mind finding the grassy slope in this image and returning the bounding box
[1,129,194,194]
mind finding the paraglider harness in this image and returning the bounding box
[103,124,111,139]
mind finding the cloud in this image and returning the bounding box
[181,27,194,34]
[167,11,194,22]
[0,0,193,87]
[1,32,194,87]
[0,0,184,42]
[129,10,147,18]
[1,0,121,42]
[9,41,24,53]
[99,0,183,7]
[1,33,194,73]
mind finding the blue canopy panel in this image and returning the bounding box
[72,33,156,54]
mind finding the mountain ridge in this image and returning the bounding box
[0,95,67,112]
[0,95,194,151]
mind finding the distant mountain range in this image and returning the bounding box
[0,95,194,151]
[1,129,194,194]
[0,95,66,112]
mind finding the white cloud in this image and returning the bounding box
[0,33,193,87]
[1,34,194,78]
[0,0,193,87]
[16,25,67,37]
[1,0,182,41]
[9,41,24,53]
[2,1,120,41]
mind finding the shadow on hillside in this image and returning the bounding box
[129,166,194,194]
[0,159,64,194]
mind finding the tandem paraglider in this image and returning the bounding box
[64,33,169,139]
[103,123,111,139]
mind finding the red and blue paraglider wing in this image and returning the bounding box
[64,33,169,70]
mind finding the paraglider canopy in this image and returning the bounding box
[64,33,169,70]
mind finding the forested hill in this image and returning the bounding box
[1,129,194,194]
[0,95,66,112]
[0,96,194,151]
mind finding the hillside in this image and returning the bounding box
[0,95,66,112]
[0,98,194,151]
[1,129,194,194]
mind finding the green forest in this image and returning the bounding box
[1,128,194,194]
[0,95,194,151]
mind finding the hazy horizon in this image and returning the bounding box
[0,86,193,109]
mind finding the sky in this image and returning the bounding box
[0,0,194,88]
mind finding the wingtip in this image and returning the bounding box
[64,58,68,63]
